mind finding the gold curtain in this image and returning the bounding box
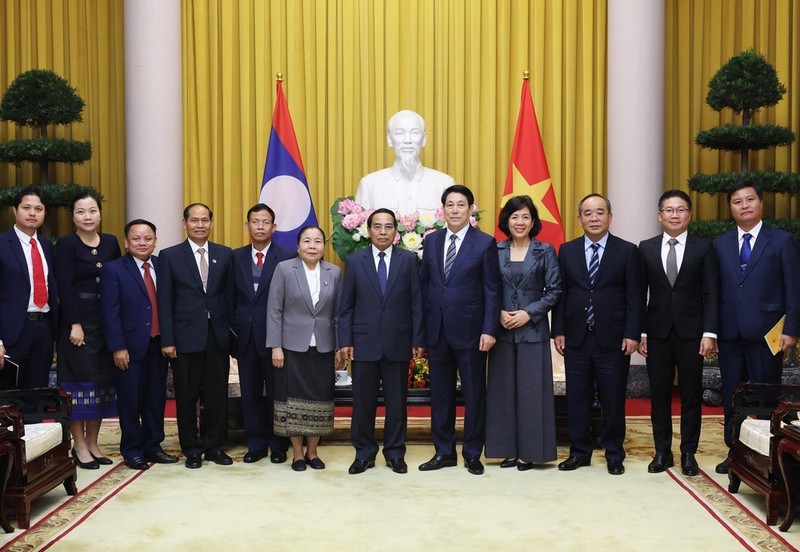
[0,0,126,238]
[182,0,608,253]
[665,0,799,221]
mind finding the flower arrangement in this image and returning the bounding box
[408,356,430,388]
[330,196,481,262]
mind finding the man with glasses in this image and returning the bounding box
[638,190,719,476]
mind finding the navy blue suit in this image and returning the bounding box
[552,234,641,463]
[231,243,295,453]
[338,246,425,461]
[100,254,169,460]
[420,226,501,459]
[0,228,58,389]
[713,224,800,447]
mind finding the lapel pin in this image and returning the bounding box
[212,259,217,264]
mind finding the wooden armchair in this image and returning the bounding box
[0,387,77,529]
[727,383,800,526]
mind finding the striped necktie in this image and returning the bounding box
[444,234,457,279]
[586,243,600,324]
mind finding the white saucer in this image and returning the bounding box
[335,377,352,387]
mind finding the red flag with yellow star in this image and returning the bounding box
[496,77,565,251]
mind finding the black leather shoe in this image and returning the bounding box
[607,461,625,475]
[205,450,233,466]
[500,458,518,468]
[305,455,325,470]
[243,449,268,463]
[418,455,457,471]
[185,455,203,469]
[715,457,730,474]
[464,457,484,475]
[647,451,674,473]
[348,458,376,474]
[681,453,699,476]
[270,450,288,464]
[386,458,408,474]
[144,450,179,464]
[291,459,306,471]
[90,452,114,465]
[124,457,150,470]
[517,461,534,471]
[72,449,99,470]
[557,456,590,471]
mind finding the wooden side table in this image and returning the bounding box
[0,439,14,533]
[776,411,800,531]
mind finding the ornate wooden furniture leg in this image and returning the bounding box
[0,440,14,533]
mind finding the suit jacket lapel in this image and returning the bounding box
[741,225,770,283]
[384,247,402,300]
[594,235,619,284]
[123,254,149,299]
[316,262,333,312]
[447,227,477,283]
[6,231,30,286]
[236,248,256,300]
[361,249,383,300]
[181,241,204,291]
[291,258,315,313]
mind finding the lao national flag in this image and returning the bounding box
[496,77,565,251]
[260,80,317,250]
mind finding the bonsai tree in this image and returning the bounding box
[688,49,800,238]
[0,69,95,208]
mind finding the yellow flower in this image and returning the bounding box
[401,232,423,251]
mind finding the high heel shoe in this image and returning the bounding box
[90,452,113,465]
[72,448,99,470]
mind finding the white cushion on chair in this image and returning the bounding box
[21,422,63,462]
[739,419,789,457]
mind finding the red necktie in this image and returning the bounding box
[30,237,48,308]
[142,261,160,337]
[256,252,264,267]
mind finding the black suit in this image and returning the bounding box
[552,234,640,463]
[639,233,719,454]
[231,243,295,453]
[0,228,59,389]
[157,240,234,456]
[338,246,425,461]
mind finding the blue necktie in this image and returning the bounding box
[740,233,752,273]
[377,251,387,296]
[587,243,600,324]
[444,235,457,279]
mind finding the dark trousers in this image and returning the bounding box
[116,337,168,460]
[719,337,783,448]
[171,324,229,456]
[351,358,408,461]
[428,334,487,459]
[2,317,54,390]
[237,336,288,453]
[645,331,703,454]
[565,331,630,463]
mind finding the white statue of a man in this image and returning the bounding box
[355,110,455,214]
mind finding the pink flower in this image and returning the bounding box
[342,213,365,231]
[470,203,479,213]
[393,232,401,245]
[399,214,418,232]
[435,207,445,221]
[470,216,478,227]
[422,228,437,239]
[337,198,357,214]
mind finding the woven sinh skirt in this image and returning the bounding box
[273,348,335,437]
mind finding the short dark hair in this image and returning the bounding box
[441,184,474,206]
[727,180,763,203]
[658,189,692,211]
[297,225,326,245]
[13,186,47,209]
[124,219,157,237]
[367,208,397,227]
[247,203,275,223]
[497,195,542,239]
[577,193,612,214]
[183,203,213,220]
[70,190,102,213]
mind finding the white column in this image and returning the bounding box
[607,0,664,243]
[124,0,183,249]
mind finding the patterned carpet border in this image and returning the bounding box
[1,464,144,552]
[668,468,797,552]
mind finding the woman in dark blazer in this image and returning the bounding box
[267,226,341,471]
[486,195,562,470]
[55,192,121,469]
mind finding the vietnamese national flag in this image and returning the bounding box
[495,78,565,251]
[259,79,318,250]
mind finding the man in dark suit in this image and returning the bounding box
[553,193,640,475]
[231,203,294,464]
[713,181,800,474]
[100,219,178,470]
[0,187,58,390]
[418,185,501,475]
[638,190,719,476]
[157,203,235,469]
[338,208,425,475]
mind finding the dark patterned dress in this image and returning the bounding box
[55,232,121,419]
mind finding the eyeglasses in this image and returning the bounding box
[660,207,690,215]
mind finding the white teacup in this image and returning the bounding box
[335,369,350,385]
